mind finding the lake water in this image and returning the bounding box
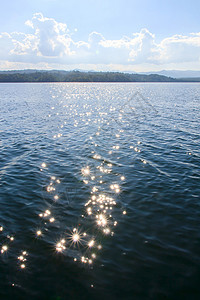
[0,83,200,300]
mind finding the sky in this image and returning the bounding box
[0,0,200,72]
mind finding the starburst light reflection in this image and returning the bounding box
[81,167,90,176]
[36,230,42,237]
[68,228,84,248]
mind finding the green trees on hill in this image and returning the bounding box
[0,70,199,82]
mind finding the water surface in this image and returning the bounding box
[0,83,200,299]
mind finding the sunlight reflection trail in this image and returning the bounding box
[0,85,153,276]
[36,87,133,266]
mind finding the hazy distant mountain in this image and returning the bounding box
[0,69,93,74]
[82,69,200,78]
[0,69,70,74]
[140,70,200,78]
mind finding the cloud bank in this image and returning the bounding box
[0,13,200,70]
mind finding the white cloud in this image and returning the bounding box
[1,13,74,60]
[0,33,14,59]
[25,12,73,57]
[156,33,200,63]
[0,13,200,70]
[88,31,105,46]
[128,28,157,63]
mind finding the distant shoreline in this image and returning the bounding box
[0,70,200,83]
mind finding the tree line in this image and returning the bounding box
[0,70,199,82]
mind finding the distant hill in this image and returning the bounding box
[140,70,200,78]
[0,70,200,82]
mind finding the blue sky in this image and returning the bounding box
[0,0,200,71]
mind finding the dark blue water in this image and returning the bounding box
[0,83,200,300]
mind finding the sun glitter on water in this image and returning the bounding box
[81,167,90,176]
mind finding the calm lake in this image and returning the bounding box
[0,83,200,300]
